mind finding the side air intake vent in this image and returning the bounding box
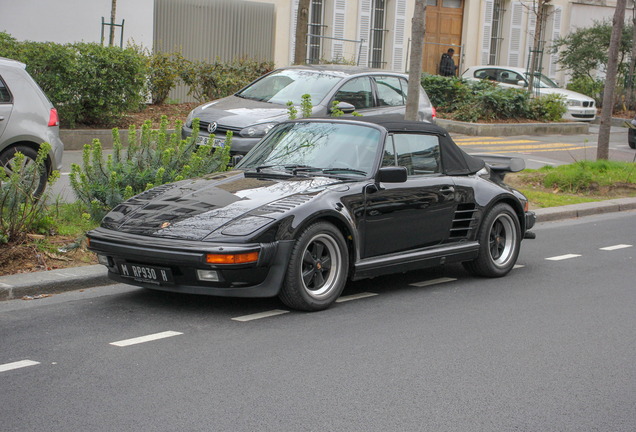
[260,195,314,213]
[450,203,477,239]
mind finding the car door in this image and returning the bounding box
[496,69,525,89]
[0,76,13,140]
[331,76,377,117]
[363,132,457,258]
[370,75,408,120]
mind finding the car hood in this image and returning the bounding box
[535,87,594,101]
[100,170,346,240]
[192,96,290,129]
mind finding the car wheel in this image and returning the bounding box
[463,203,521,278]
[279,221,348,311]
[0,145,49,196]
[629,140,636,149]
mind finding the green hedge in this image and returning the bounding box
[0,32,274,128]
[421,74,567,122]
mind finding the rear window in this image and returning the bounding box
[0,77,11,103]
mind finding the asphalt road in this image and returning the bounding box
[51,123,636,202]
[1,211,635,431]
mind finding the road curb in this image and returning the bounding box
[1,198,635,301]
[0,265,114,301]
[436,119,590,136]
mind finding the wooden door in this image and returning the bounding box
[422,0,464,76]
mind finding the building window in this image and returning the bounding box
[489,0,505,65]
[307,0,325,64]
[369,0,387,68]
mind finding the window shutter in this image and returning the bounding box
[392,0,407,71]
[549,6,562,78]
[290,0,299,65]
[358,0,372,67]
[332,0,347,61]
[507,2,523,67]
[481,0,494,65]
[525,8,537,69]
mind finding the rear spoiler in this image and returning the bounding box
[472,154,525,182]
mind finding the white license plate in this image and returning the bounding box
[196,136,225,148]
[118,263,174,284]
[585,110,595,115]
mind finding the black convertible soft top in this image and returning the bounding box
[351,118,486,176]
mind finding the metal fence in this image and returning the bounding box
[154,0,275,103]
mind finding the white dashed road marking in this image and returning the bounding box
[0,360,40,373]
[110,331,183,347]
[513,264,525,269]
[546,254,581,261]
[232,310,289,322]
[409,277,457,287]
[600,244,633,251]
[336,292,378,303]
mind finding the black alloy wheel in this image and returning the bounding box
[279,221,348,311]
[463,203,521,277]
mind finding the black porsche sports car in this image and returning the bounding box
[87,118,536,311]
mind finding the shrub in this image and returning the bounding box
[566,77,605,108]
[528,93,567,122]
[0,143,60,243]
[147,49,188,105]
[69,116,232,221]
[0,33,149,127]
[181,57,274,103]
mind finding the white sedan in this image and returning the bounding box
[462,66,596,122]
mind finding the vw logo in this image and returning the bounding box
[207,122,218,133]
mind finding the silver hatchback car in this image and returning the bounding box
[0,57,64,195]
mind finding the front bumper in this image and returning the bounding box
[87,228,294,298]
[563,106,596,122]
[181,126,261,155]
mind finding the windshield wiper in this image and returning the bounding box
[321,167,367,176]
[285,165,322,175]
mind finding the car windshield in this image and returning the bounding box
[236,70,344,105]
[236,122,382,176]
[523,72,558,88]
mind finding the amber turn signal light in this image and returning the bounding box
[206,252,259,264]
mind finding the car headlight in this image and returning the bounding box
[567,100,582,107]
[239,122,277,138]
[185,110,195,128]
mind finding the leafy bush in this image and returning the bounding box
[528,93,568,122]
[0,33,148,127]
[566,77,605,107]
[181,57,274,103]
[69,116,232,221]
[422,74,566,122]
[0,143,60,243]
[147,49,187,105]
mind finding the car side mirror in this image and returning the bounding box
[518,80,527,87]
[231,154,244,166]
[377,166,407,183]
[331,101,355,113]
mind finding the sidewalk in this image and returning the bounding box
[1,197,635,302]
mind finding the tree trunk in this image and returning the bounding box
[109,0,117,47]
[626,3,636,111]
[405,0,427,121]
[527,0,544,96]
[598,0,627,160]
[294,0,311,65]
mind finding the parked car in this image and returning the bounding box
[462,66,597,122]
[88,118,536,312]
[0,57,64,195]
[181,65,436,156]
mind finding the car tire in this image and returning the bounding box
[279,221,348,311]
[463,203,521,278]
[0,145,49,196]
[629,140,636,149]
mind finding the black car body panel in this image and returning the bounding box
[88,118,535,302]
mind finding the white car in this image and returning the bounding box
[462,66,596,122]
